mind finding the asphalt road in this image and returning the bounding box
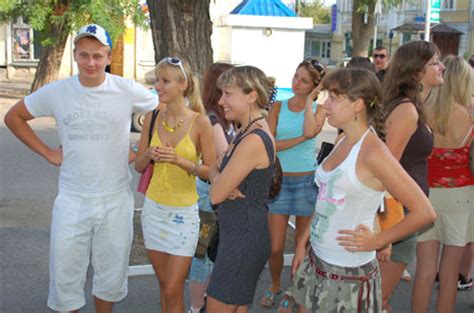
[1,97,472,313]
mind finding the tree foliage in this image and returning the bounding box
[0,0,148,91]
[0,0,148,47]
[298,0,331,24]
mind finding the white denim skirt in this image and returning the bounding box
[142,197,199,257]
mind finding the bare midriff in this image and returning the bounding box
[283,170,314,177]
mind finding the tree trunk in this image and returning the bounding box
[147,0,213,77]
[351,0,376,57]
[147,0,161,66]
[31,5,70,92]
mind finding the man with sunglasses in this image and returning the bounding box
[372,46,390,81]
[4,24,158,313]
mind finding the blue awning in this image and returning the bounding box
[230,0,297,17]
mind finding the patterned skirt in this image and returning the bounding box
[286,249,382,313]
[141,197,199,257]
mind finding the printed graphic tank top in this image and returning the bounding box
[311,128,384,267]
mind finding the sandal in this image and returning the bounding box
[260,289,282,308]
[401,269,411,282]
[277,295,294,313]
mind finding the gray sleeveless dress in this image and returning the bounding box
[207,128,274,305]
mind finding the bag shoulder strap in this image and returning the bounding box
[148,109,159,146]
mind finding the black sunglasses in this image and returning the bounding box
[304,58,326,80]
[373,54,387,59]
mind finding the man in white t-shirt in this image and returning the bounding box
[4,24,158,313]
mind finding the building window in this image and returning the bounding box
[404,1,419,11]
[322,41,331,58]
[402,32,412,44]
[442,0,455,10]
[344,32,353,57]
[369,39,383,55]
[311,40,321,57]
[309,40,331,59]
[12,17,40,62]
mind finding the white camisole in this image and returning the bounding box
[310,128,385,267]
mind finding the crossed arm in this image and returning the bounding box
[209,133,270,204]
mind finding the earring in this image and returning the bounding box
[354,112,358,122]
[418,83,423,92]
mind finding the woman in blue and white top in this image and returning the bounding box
[285,68,436,313]
[261,58,326,308]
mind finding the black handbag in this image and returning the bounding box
[317,141,335,165]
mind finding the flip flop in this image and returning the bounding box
[277,295,294,313]
[260,289,282,308]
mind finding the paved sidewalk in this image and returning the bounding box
[1,82,473,313]
[0,72,32,99]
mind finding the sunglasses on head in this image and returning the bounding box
[304,58,326,80]
[160,57,187,81]
[373,54,387,59]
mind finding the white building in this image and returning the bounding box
[211,0,312,87]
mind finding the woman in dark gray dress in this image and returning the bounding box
[207,66,276,313]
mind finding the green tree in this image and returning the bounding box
[0,0,147,91]
[298,0,331,24]
[351,0,404,57]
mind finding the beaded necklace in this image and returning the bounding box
[234,116,265,142]
[162,112,185,133]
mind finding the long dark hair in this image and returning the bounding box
[202,63,234,129]
[322,68,385,139]
[382,41,439,124]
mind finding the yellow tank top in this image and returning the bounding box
[146,114,200,206]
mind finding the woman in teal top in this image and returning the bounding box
[261,58,327,308]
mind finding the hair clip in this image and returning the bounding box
[369,96,377,108]
[268,85,277,106]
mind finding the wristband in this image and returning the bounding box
[131,143,139,153]
[190,162,200,176]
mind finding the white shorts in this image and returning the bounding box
[418,185,473,246]
[47,189,134,312]
[142,198,199,257]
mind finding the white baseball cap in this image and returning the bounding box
[74,24,112,48]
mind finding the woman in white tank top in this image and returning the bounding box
[279,68,436,313]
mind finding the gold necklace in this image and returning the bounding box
[162,113,184,133]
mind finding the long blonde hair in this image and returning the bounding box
[426,55,473,135]
[156,57,205,114]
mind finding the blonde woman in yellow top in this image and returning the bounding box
[134,57,216,313]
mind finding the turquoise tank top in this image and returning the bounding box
[275,99,317,173]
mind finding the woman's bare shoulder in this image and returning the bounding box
[360,132,392,162]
